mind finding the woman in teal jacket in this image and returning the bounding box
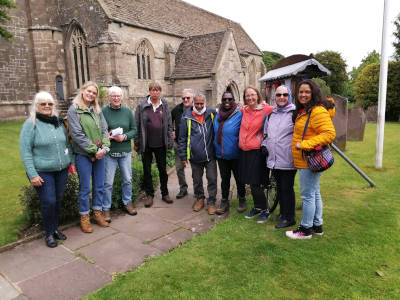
[20,91,74,248]
[213,91,246,214]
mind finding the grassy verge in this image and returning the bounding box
[86,122,400,299]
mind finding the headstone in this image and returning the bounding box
[365,105,378,123]
[347,107,366,141]
[332,94,348,150]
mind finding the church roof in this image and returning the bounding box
[99,0,262,56]
[171,31,225,79]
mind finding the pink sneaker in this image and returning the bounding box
[286,226,312,239]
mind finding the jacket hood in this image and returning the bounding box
[272,102,296,114]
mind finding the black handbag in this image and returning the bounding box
[301,111,334,172]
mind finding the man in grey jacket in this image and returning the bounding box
[134,82,173,207]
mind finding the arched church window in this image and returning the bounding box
[70,26,90,89]
[55,75,64,101]
[137,40,151,80]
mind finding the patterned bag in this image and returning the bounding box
[301,110,334,172]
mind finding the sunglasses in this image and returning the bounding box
[276,93,289,97]
[222,98,234,102]
[182,96,192,100]
[39,102,54,107]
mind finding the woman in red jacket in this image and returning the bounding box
[286,79,336,239]
[238,86,273,223]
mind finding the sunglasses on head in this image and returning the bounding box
[222,97,234,102]
[276,93,289,97]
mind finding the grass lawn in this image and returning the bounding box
[85,122,400,299]
[0,121,29,246]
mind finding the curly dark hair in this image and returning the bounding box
[294,79,334,116]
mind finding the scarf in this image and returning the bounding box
[36,113,62,128]
[216,102,237,145]
[193,105,206,115]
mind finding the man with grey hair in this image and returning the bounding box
[178,93,218,215]
[171,89,194,199]
[102,86,137,222]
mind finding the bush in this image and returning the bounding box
[20,154,159,227]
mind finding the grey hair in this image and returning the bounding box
[29,91,58,124]
[193,92,206,102]
[182,88,194,97]
[108,86,123,98]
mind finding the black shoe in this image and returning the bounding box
[176,190,188,199]
[45,235,58,248]
[216,200,229,215]
[272,214,283,222]
[237,197,247,213]
[275,219,296,229]
[257,210,270,223]
[311,225,324,235]
[53,230,67,240]
[245,208,261,219]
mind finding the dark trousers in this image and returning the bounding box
[273,169,297,221]
[142,146,168,197]
[250,184,267,210]
[190,160,217,205]
[34,168,69,237]
[217,158,245,200]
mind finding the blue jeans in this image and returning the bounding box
[299,168,323,228]
[104,152,132,209]
[76,154,105,215]
[34,168,69,237]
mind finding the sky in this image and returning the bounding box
[184,0,400,71]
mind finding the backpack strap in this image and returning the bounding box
[186,119,191,160]
[301,110,312,141]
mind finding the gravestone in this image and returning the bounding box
[332,94,348,150]
[366,105,378,122]
[347,107,366,141]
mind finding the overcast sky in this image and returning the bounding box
[184,0,400,71]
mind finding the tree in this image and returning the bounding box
[354,61,400,121]
[346,50,380,102]
[315,51,347,95]
[0,0,16,40]
[263,51,284,71]
[393,14,400,61]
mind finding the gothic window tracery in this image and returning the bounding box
[136,40,152,80]
[70,26,90,89]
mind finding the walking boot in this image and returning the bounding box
[216,199,229,215]
[193,198,205,212]
[80,214,93,233]
[93,210,110,227]
[103,210,111,223]
[237,197,247,213]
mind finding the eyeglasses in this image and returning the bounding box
[182,96,192,100]
[39,102,54,107]
[110,95,121,98]
[276,93,289,98]
[222,98,234,102]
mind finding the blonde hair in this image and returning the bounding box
[72,81,101,114]
[29,91,58,124]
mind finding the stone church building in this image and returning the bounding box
[0,0,266,121]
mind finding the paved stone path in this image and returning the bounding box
[0,166,231,300]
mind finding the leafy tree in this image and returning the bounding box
[0,0,16,40]
[393,14,400,61]
[263,51,284,71]
[312,78,331,97]
[346,50,380,102]
[354,61,400,121]
[315,51,348,95]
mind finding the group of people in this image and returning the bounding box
[19,78,336,248]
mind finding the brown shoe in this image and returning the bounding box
[162,195,173,204]
[80,214,93,233]
[93,210,109,227]
[103,210,111,223]
[124,202,137,215]
[144,195,154,207]
[193,198,205,212]
[208,205,217,215]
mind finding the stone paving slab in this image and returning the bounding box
[0,274,19,300]
[18,258,111,300]
[109,213,179,242]
[0,239,75,283]
[141,205,198,224]
[61,225,117,251]
[78,232,162,274]
[177,211,228,234]
[149,228,196,252]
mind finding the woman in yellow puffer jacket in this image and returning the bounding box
[286,79,336,240]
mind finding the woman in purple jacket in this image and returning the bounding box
[261,85,297,229]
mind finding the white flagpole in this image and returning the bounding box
[375,0,390,169]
